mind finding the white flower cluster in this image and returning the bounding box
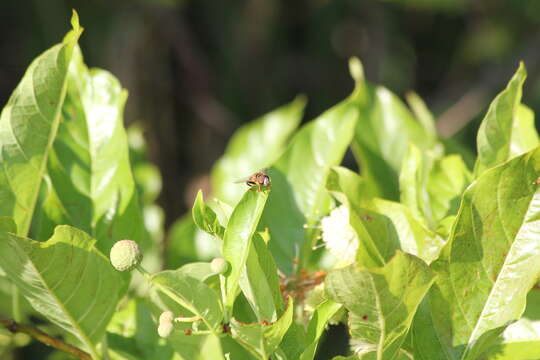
[320,205,359,266]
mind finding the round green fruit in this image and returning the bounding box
[110,240,142,272]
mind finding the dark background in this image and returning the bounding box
[1,0,540,228]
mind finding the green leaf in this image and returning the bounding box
[482,288,540,360]
[326,166,376,208]
[300,300,343,360]
[0,13,82,236]
[510,104,539,158]
[0,225,128,358]
[408,297,449,360]
[399,144,433,225]
[325,251,435,360]
[327,167,445,266]
[350,58,438,201]
[474,62,527,177]
[260,97,358,273]
[211,96,306,206]
[405,91,437,141]
[150,269,223,333]
[0,217,16,233]
[426,154,472,225]
[230,297,294,359]
[240,234,284,322]
[31,46,147,253]
[222,188,269,313]
[400,144,472,227]
[430,146,540,359]
[192,190,225,239]
[168,333,225,360]
[107,298,175,360]
[174,262,216,282]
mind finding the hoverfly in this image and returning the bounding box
[235,170,271,192]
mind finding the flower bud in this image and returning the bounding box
[157,321,174,338]
[210,258,229,274]
[110,240,142,272]
[159,311,174,324]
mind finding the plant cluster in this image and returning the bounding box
[1,12,540,360]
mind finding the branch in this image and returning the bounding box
[0,319,91,360]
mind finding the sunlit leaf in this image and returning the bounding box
[222,188,269,313]
[151,270,223,333]
[240,234,283,322]
[299,300,343,360]
[31,46,147,254]
[474,62,527,176]
[0,13,82,236]
[260,96,358,273]
[230,297,294,359]
[326,251,435,359]
[0,225,128,358]
[430,146,540,359]
[350,58,438,201]
[192,190,225,239]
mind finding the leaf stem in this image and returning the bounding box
[0,319,91,360]
[135,264,152,279]
[219,274,229,322]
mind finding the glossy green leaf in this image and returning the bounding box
[399,144,433,225]
[150,269,223,334]
[327,167,445,266]
[474,62,527,177]
[0,225,128,358]
[240,234,283,322]
[405,91,437,142]
[192,190,225,239]
[326,166,376,207]
[408,297,448,360]
[230,297,294,359]
[430,146,540,359]
[31,45,147,253]
[0,13,82,236]
[400,144,472,228]
[326,251,435,360]
[278,322,308,360]
[510,104,539,158]
[260,97,358,273]
[212,96,306,206]
[300,300,343,360]
[222,188,269,313]
[482,288,540,360]
[426,154,472,225]
[350,58,438,201]
[174,262,216,282]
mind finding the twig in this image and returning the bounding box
[0,319,91,360]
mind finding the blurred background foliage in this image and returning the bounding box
[2,0,540,227]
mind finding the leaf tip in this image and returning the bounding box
[66,9,84,42]
[348,57,365,85]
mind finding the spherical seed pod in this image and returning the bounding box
[157,321,174,338]
[110,240,143,272]
[210,258,229,274]
[159,311,174,325]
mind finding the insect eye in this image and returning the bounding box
[263,176,269,185]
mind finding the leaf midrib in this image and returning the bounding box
[12,236,99,358]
